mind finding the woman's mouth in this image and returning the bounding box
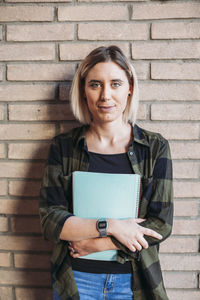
[98,105,115,112]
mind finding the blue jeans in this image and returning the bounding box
[53,271,133,300]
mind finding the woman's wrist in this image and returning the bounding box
[107,218,119,237]
[94,236,119,251]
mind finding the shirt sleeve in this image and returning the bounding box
[111,138,173,260]
[39,137,73,244]
[139,139,173,246]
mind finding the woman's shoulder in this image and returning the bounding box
[52,124,87,145]
[134,124,169,148]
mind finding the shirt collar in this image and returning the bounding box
[132,124,150,147]
[73,123,150,149]
[73,125,88,148]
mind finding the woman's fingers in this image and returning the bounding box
[70,250,80,258]
[142,227,162,240]
[127,242,136,252]
[137,236,148,249]
[135,218,146,224]
[132,240,142,251]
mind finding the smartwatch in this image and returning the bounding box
[96,218,108,237]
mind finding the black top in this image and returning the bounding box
[70,150,133,274]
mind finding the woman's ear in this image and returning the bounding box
[128,84,133,96]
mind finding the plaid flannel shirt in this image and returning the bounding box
[39,124,173,300]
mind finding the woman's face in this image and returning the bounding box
[84,61,132,125]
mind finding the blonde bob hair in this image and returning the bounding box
[70,45,139,125]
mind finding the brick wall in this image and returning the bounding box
[0,0,199,299]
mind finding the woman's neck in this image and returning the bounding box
[90,120,129,142]
[86,120,133,154]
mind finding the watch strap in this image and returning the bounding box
[96,218,108,237]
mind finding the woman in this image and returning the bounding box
[39,46,173,300]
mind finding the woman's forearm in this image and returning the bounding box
[60,216,100,241]
[60,216,162,253]
[69,237,119,258]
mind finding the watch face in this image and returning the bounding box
[98,221,107,229]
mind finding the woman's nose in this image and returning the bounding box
[101,85,111,101]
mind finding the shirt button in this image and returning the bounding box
[129,151,134,156]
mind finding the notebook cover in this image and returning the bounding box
[73,171,141,261]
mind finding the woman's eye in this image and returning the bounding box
[112,82,121,88]
[89,83,101,88]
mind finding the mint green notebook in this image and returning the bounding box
[73,171,141,261]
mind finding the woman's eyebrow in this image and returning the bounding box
[88,79,124,83]
[88,79,102,83]
[111,79,124,83]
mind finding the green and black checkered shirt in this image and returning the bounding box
[39,124,173,300]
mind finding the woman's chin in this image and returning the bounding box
[93,114,123,125]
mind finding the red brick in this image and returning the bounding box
[174,182,200,198]
[0,143,5,158]
[78,23,148,40]
[9,104,74,121]
[59,84,71,101]
[7,63,75,81]
[0,162,45,179]
[0,253,11,267]
[0,216,8,232]
[7,0,71,2]
[59,121,82,135]
[167,290,200,300]
[160,237,198,253]
[151,62,200,80]
[8,143,49,159]
[59,43,129,61]
[0,6,53,21]
[132,41,200,59]
[132,2,200,20]
[9,180,41,197]
[0,236,52,251]
[15,288,52,300]
[0,180,7,195]
[14,253,50,269]
[140,82,200,101]
[0,104,4,120]
[140,122,199,140]
[0,199,38,215]
[173,162,199,179]
[171,142,200,159]
[79,0,144,1]
[0,124,55,140]
[0,26,2,40]
[134,62,149,80]
[0,44,54,61]
[163,271,197,289]
[151,104,200,121]
[0,65,3,81]
[58,5,127,21]
[152,21,200,39]
[160,254,200,271]
[0,287,13,300]
[174,200,199,217]
[173,219,200,235]
[0,270,50,286]
[137,104,147,120]
[0,84,55,101]
[7,24,74,41]
[11,217,41,233]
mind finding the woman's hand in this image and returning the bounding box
[68,239,96,258]
[108,218,162,252]
[68,237,119,258]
